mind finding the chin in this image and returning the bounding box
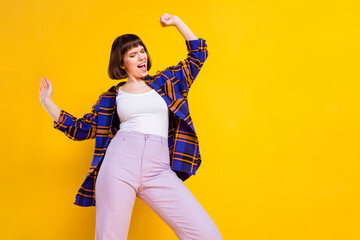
[138,73,147,79]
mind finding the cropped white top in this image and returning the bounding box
[116,88,169,138]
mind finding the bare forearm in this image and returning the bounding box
[42,99,61,123]
[175,19,197,41]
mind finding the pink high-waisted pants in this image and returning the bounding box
[95,130,222,240]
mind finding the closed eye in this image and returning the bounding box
[129,48,145,57]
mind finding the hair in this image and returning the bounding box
[108,34,152,79]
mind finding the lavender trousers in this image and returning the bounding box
[94,130,222,240]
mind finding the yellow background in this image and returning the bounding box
[1,0,359,239]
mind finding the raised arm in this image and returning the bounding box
[51,98,101,141]
[159,13,208,92]
[39,77,100,141]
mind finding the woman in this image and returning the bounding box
[39,13,222,240]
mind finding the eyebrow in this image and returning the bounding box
[128,47,144,55]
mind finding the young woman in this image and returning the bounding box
[39,13,222,240]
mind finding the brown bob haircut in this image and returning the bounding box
[108,34,152,80]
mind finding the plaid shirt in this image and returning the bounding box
[53,38,208,207]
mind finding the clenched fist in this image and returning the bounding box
[159,13,181,27]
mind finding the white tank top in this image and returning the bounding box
[116,88,169,138]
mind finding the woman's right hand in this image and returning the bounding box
[39,77,53,104]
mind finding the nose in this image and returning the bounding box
[138,54,145,61]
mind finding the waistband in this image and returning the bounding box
[116,130,168,145]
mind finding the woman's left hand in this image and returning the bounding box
[159,13,180,27]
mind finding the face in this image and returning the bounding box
[121,44,148,79]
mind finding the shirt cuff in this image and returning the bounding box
[53,109,67,129]
[185,38,207,52]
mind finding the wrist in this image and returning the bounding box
[42,97,53,106]
[174,17,184,27]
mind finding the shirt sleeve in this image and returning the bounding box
[166,38,208,93]
[52,93,103,141]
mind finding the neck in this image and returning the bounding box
[126,75,148,85]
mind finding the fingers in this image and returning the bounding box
[40,79,44,90]
[43,78,48,88]
[160,13,170,21]
[40,77,50,91]
[161,13,169,18]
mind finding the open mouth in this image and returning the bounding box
[137,63,146,72]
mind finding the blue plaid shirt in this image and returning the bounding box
[53,38,208,207]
